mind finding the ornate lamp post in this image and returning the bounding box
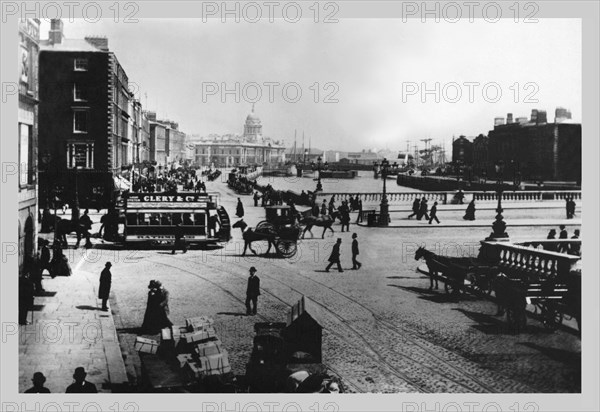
[377,158,391,226]
[487,160,508,240]
[314,156,327,192]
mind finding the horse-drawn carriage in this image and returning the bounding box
[414,247,498,296]
[233,205,305,258]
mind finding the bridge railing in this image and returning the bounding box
[480,241,581,281]
[316,190,581,205]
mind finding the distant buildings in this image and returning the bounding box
[452,108,581,183]
[18,18,40,274]
[194,107,285,167]
[147,112,188,168]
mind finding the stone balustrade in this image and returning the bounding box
[316,190,581,205]
[480,241,580,281]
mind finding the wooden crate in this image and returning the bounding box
[193,340,223,357]
[134,337,159,354]
[185,316,214,332]
[182,327,218,344]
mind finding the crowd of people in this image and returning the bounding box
[546,225,581,255]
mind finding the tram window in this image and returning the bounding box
[194,213,205,226]
[183,213,194,225]
[126,213,137,226]
[138,213,148,225]
[172,213,183,226]
[149,213,160,225]
[161,214,172,226]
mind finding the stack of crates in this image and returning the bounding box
[160,315,231,381]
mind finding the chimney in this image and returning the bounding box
[85,36,109,51]
[555,107,572,123]
[147,111,157,121]
[49,19,64,44]
[530,109,538,123]
[536,110,547,124]
[494,117,505,126]
[506,113,513,124]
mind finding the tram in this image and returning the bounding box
[120,192,231,245]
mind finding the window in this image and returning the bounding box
[66,143,94,169]
[73,110,88,133]
[19,123,33,186]
[73,83,86,101]
[74,58,88,71]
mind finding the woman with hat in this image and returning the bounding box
[142,280,160,333]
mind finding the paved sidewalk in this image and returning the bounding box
[19,250,128,393]
[357,217,582,228]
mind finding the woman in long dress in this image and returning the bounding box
[141,281,160,334]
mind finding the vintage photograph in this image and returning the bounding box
[14,7,586,400]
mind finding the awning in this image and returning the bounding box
[113,175,132,190]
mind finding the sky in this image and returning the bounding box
[39,18,581,152]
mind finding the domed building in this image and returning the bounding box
[194,105,286,168]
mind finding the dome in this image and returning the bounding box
[246,112,261,125]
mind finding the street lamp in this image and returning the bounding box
[314,156,327,192]
[376,158,391,226]
[487,160,508,240]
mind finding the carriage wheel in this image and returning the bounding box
[542,307,564,331]
[275,239,297,258]
[255,221,277,236]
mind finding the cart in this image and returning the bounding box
[254,205,302,258]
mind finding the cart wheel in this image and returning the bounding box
[275,240,297,258]
[542,308,564,331]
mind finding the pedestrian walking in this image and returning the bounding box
[312,203,320,217]
[320,200,327,215]
[463,199,476,221]
[546,229,558,252]
[325,238,343,273]
[25,372,51,393]
[418,198,429,221]
[408,198,420,219]
[29,254,44,294]
[79,209,93,248]
[355,199,363,223]
[245,267,261,315]
[171,223,187,254]
[428,201,440,224]
[351,233,362,270]
[141,280,162,334]
[253,191,260,207]
[340,201,350,232]
[236,198,245,218]
[559,225,568,239]
[40,242,51,275]
[65,367,97,393]
[568,197,576,219]
[19,272,35,325]
[98,262,112,311]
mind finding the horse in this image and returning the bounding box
[232,219,276,256]
[55,217,92,248]
[414,246,466,294]
[414,246,440,290]
[298,214,336,239]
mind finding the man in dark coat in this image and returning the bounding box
[312,203,320,217]
[25,372,50,393]
[418,198,429,221]
[558,225,569,253]
[355,199,363,223]
[351,233,362,270]
[428,201,440,224]
[172,223,187,254]
[408,198,420,219]
[339,201,350,232]
[325,238,343,273]
[19,272,35,325]
[40,243,51,275]
[245,267,261,315]
[569,229,581,256]
[155,281,173,329]
[236,198,245,218]
[320,200,327,215]
[253,191,260,207]
[65,367,97,393]
[98,262,112,311]
[78,209,93,248]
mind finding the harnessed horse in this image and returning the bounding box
[232,219,275,256]
[414,246,466,293]
[298,212,338,239]
[55,217,92,248]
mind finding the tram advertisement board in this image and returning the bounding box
[126,194,213,209]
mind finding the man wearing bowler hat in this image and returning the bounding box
[246,267,261,315]
[98,262,112,311]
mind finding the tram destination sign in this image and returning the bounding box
[127,194,213,209]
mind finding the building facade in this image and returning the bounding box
[18,18,40,273]
[194,108,285,167]
[38,20,136,209]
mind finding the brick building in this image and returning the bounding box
[38,19,136,209]
[18,18,40,273]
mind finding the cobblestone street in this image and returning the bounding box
[95,179,582,393]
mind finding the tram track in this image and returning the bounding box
[146,252,524,393]
[144,255,369,393]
